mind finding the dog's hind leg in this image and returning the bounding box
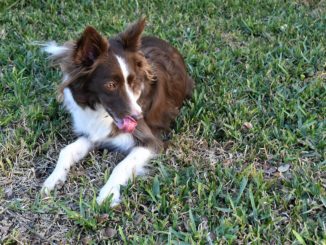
[42,137,93,193]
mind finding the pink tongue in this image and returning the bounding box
[118,116,137,133]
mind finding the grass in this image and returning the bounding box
[0,0,325,243]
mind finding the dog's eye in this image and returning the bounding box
[136,61,142,68]
[104,81,117,91]
[127,74,135,85]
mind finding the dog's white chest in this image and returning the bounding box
[63,88,113,142]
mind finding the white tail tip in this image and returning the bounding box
[42,41,69,56]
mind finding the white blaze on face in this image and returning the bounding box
[115,55,142,116]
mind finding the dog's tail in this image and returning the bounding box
[36,41,76,99]
[39,41,74,65]
[42,41,70,57]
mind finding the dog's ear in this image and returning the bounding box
[119,17,146,52]
[74,26,108,66]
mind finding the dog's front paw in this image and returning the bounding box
[41,170,67,195]
[96,185,120,207]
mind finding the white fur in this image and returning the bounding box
[63,88,115,142]
[42,137,92,193]
[115,55,142,115]
[96,147,153,206]
[43,42,69,56]
[109,133,135,152]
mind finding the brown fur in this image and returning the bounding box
[51,18,194,152]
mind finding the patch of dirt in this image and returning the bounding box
[165,133,247,170]
[1,130,241,243]
[0,137,124,243]
[220,32,245,49]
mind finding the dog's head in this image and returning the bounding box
[49,18,153,130]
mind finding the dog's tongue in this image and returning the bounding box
[117,116,137,133]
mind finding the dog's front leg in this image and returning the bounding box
[42,137,93,194]
[96,146,154,206]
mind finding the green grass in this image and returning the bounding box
[1,0,325,244]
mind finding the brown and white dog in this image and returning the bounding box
[42,18,194,206]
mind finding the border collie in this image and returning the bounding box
[42,18,194,206]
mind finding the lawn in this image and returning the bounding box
[0,0,325,244]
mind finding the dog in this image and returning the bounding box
[41,18,194,206]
